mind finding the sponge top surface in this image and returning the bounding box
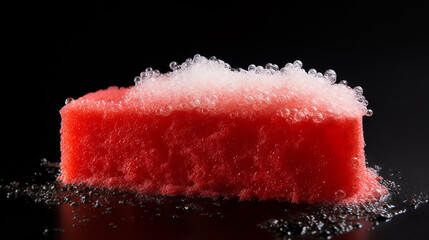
[70,55,371,122]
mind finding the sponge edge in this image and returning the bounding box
[59,56,387,205]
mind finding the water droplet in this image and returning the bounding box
[334,190,346,201]
[279,108,291,118]
[293,111,303,121]
[193,54,201,60]
[209,56,217,61]
[229,112,238,119]
[340,80,348,85]
[65,98,74,105]
[324,69,337,84]
[201,108,209,114]
[293,60,303,69]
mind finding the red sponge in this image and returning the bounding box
[59,56,387,204]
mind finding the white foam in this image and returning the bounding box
[125,55,371,122]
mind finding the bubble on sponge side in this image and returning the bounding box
[126,54,372,121]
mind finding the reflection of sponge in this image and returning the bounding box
[59,55,386,204]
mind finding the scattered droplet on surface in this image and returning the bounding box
[0,159,427,239]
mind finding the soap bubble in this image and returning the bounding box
[279,108,291,118]
[155,105,173,116]
[141,67,155,79]
[357,96,366,103]
[128,54,369,119]
[153,69,161,77]
[185,58,193,66]
[293,60,303,69]
[324,69,337,84]
[244,96,254,104]
[313,113,324,123]
[272,64,279,71]
[366,109,373,117]
[339,80,348,85]
[308,68,317,76]
[256,66,264,73]
[248,64,256,71]
[354,86,364,95]
[65,98,74,105]
[293,110,303,121]
[334,190,346,201]
[216,59,225,66]
[265,63,279,71]
[230,112,238,119]
[169,61,179,70]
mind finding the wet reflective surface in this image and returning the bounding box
[1,159,427,239]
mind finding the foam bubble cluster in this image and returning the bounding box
[126,54,372,121]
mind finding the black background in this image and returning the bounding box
[3,1,429,239]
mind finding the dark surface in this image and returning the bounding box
[3,1,429,239]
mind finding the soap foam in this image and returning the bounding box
[124,55,372,122]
